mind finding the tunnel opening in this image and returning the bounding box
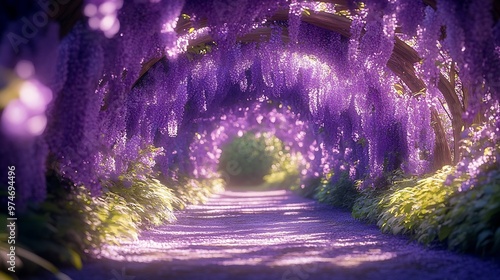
[217,131,293,188]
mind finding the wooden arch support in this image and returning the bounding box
[22,0,497,167]
[137,8,448,97]
[134,6,457,168]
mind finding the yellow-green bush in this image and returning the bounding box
[439,166,500,256]
[352,163,500,256]
[4,145,225,277]
[352,188,386,223]
[219,132,276,186]
[219,132,301,188]
[376,166,458,243]
[315,172,359,209]
[263,147,301,189]
[109,178,178,228]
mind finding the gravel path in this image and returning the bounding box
[46,190,500,279]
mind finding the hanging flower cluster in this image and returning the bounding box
[0,0,498,207]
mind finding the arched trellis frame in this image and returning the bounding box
[2,0,498,206]
[132,0,500,168]
[49,0,500,167]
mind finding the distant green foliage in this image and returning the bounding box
[219,132,299,187]
[219,132,274,185]
[263,137,301,189]
[352,163,500,256]
[315,172,359,209]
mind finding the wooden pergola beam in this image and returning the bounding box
[137,9,431,95]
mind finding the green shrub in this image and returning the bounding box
[440,166,500,256]
[108,177,178,229]
[315,172,359,209]
[0,230,71,280]
[263,140,301,189]
[376,166,458,243]
[296,176,322,198]
[219,132,275,186]
[352,188,386,223]
[219,132,300,188]
[7,144,224,277]
[15,173,139,271]
[352,162,500,256]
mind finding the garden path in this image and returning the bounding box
[51,190,500,280]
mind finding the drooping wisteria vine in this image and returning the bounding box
[0,0,498,207]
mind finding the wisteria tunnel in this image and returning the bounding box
[1,0,500,279]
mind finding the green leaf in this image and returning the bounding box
[438,225,452,241]
[403,203,412,213]
[69,248,83,270]
[476,230,493,250]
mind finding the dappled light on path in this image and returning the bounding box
[59,190,500,280]
[102,190,394,265]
